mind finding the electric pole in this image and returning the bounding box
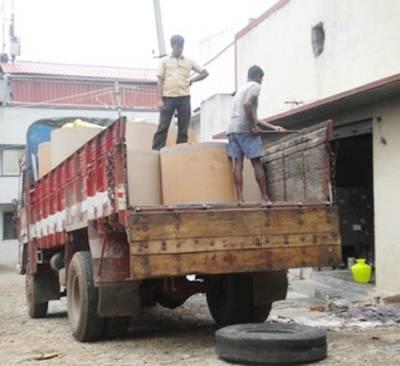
[153,0,166,58]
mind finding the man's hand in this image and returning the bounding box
[158,100,165,111]
[251,125,262,134]
[274,125,287,132]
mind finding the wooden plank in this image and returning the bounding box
[129,245,341,280]
[130,232,340,255]
[129,206,338,241]
[263,122,331,202]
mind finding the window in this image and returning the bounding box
[3,211,17,240]
[1,148,24,176]
[312,22,325,57]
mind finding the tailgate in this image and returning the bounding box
[127,204,341,280]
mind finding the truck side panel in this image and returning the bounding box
[128,205,341,280]
[26,119,127,252]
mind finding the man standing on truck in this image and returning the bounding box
[152,34,209,150]
[227,65,285,203]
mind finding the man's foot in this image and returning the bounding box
[237,200,245,206]
[261,197,272,207]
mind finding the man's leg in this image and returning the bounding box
[250,157,270,202]
[233,157,244,203]
[152,98,176,150]
[176,96,191,144]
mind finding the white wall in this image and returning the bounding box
[0,206,18,267]
[187,28,236,111]
[236,0,400,118]
[317,96,400,294]
[371,97,400,294]
[0,176,19,204]
[0,107,159,145]
[199,94,232,141]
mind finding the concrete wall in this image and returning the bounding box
[199,94,232,141]
[370,98,400,294]
[0,205,18,267]
[0,176,18,204]
[187,28,236,112]
[236,0,400,118]
[323,96,400,294]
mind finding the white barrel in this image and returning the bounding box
[160,142,236,205]
[50,127,102,168]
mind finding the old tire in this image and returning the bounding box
[67,251,104,342]
[26,272,48,318]
[216,323,327,365]
[104,317,131,339]
[205,274,271,326]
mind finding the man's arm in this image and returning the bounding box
[257,120,286,132]
[243,94,258,128]
[189,59,209,85]
[190,69,209,85]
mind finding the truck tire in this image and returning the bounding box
[205,274,272,326]
[216,323,327,365]
[67,251,104,342]
[26,272,48,318]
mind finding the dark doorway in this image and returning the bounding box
[330,120,374,267]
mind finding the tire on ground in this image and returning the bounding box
[25,272,48,318]
[216,322,327,365]
[67,251,104,342]
[205,273,272,326]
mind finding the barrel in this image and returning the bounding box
[160,142,236,205]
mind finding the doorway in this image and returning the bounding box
[330,120,374,267]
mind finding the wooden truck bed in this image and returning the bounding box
[128,203,340,280]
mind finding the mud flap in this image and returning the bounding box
[252,270,288,306]
[34,273,60,303]
[98,282,141,317]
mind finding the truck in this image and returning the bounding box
[16,116,341,342]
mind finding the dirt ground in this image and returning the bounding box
[1,269,400,366]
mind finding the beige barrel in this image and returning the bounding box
[166,126,197,146]
[38,142,52,178]
[160,142,235,205]
[126,151,162,206]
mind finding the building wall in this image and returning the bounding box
[0,205,18,267]
[236,0,400,118]
[0,176,19,204]
[187,28,236,112]
[0,107,159,145]
[199,94,232,141]
[325,95,400,294]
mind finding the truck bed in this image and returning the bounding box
[127,203,340,280]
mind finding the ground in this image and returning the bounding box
[1,269,400,366]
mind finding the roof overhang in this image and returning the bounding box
[213,73,400,139]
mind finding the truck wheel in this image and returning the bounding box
[216,323,327,365]
[104,317,131,339]
[205,274,272,326]
[26,272,48,318]
[67,251,104,342]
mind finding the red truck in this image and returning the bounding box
[17,117,341,341]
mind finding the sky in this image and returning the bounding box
[1,0,277,69]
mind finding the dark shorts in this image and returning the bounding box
[228,133,263,159]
